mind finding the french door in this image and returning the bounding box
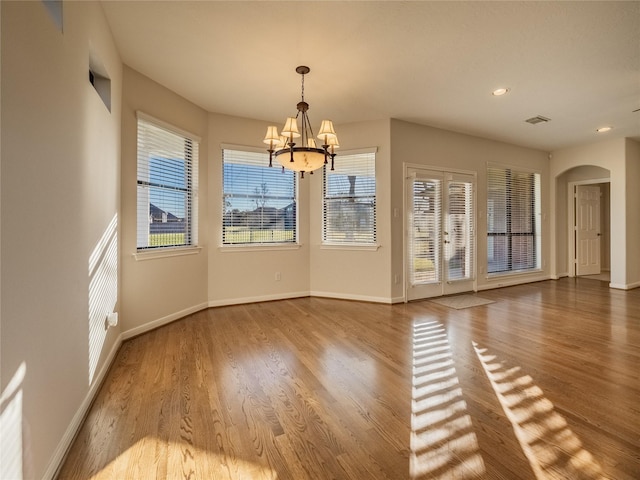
[406,167,475,300]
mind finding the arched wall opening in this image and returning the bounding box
[556,165,611,281]
[549,138,628,288]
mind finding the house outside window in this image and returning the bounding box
[323,149,376,245]
[136,114,199,250]
[222,148,297,245]
[487,165,541,274]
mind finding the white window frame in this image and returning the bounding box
[221,144,298,250]
[135,112,200,258]
[322,147,378,250]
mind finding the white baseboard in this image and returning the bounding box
[610,281,640,290]
[309,290,394,304]
[551,272,569,280]
[208,291,310,307]
[476,274,551,291]
[122,302,209,340]
[44,332,124,480]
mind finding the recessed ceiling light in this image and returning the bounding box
[596,126,612,133]
[492,88,509,96]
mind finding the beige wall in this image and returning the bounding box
[120,67,209,334]
[310,119,393,302]
[207,118,393,305]
[1,2,122,478]
[207,113,312,305]
[390,119,551,294]
[625,139,640,286]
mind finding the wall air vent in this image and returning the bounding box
[525,115,551,125]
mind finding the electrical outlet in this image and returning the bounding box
[275,272,281,281]
[107,312,118,327]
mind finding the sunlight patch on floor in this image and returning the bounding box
[411,319,485,479]
[473,342,605,480]
[87,436,278,480]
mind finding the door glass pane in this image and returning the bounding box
[446,181,473,281]
[411,179,441,285]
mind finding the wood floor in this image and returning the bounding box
[58,278,640,479]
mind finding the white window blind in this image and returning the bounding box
[446,179,474,281]
[137,115,198,250]
[323,150,376,245]
[487,165,540,274]
[410,178,441,285]
[222,148,297,245]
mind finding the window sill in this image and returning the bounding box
[320,243,381,252]
[218,243,301,253]
[134,246,202,261]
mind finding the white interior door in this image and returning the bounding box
[407,168,475,300]
[575,185,601,275]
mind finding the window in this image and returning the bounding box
[137,114,199,250]
[222,148,297,245]
[323,149,376,245]
[487,165,541,274]
[88,56,111,112]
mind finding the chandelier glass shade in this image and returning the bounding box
[263,66,339,177]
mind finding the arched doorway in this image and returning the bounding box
[557,165,611,282]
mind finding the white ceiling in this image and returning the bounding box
[101,1,640,152]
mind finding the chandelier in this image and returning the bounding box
[263,66,339,178]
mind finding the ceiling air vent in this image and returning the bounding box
[525,115,551,125]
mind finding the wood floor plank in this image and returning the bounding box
[57,278,640,479]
